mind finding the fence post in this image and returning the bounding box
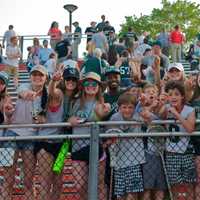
[88,123,99,200]
[19,36,24,63]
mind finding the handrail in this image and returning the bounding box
[0,119,200,129]
[0,131,199,142]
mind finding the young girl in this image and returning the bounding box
[68,72,111,200]
[163,80,196,200]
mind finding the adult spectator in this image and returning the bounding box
[68,72,110,200]
[107,30,116,48]
[156,28,170,56]
[124,27,138,51]
[169,25,185,62]
[72,21,82,60]
[38,39,54,65]
[62,25,72,44]
[190,40,200,70]
[91,27,108,54]
[61,53,79,70]
[96,14,106,32]
[107,45,118,66]
[103,21,115,39]
[55,38,71,63]
[104,66,122,117]
[4,65,48,200]
[114,38,126,56]
[48,21,62,49]
[134,38,152,57]
[81,48,109,82]
[116,50,133,87]
[138,31,149,45]
[2,25,17,48]
[142,41,169,82]
[85,21,97,43]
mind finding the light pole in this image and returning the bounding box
[63,4,78,32]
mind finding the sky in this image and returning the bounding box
[1,0,200,58]
[1,0,199,36]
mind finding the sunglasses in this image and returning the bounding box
[83,80,98,87]
[65,77,77,82]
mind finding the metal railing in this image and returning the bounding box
[0,34,88,61]
[0,120,199,200]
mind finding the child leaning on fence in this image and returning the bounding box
[135,83,167,200]
[105,93,145,200]
[161,80,196,200]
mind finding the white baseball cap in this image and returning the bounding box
[168,63,184,72]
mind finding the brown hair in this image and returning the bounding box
[80,83,103,109]
[143,83,158,94]
[118,93,137,107]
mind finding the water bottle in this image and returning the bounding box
[52,140,70,174]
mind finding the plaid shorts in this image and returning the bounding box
[165,153,197,185]
[114,165,143,198]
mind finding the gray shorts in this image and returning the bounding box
[2,130,34,150]
[165,153,197,185]
[114,165,143,198]
[142,152,167,190]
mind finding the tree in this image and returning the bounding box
[120,0,200,42]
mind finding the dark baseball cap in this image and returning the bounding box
[105,66,120,76]
[63,67,80,80]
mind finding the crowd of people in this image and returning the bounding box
[0,16,200,200]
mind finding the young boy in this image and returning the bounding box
[136,83,167,200]
[107,93,145,200]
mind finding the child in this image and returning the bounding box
[5,36,21,88]
[107,93,145,200]
[136,83,167,200]
[44,52,57,78]
[163,80,196,200]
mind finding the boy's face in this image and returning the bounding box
[119,103,135,120]
[143,87,158,104]
[167,88,184,108]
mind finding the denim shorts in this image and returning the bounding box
[2,130,34,150]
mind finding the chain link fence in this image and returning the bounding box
[0,121,199,200]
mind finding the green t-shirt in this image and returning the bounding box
[104,89,124,119]
[81,57,109,81]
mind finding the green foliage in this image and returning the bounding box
[120,0,200,42]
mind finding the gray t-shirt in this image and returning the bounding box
[108,112,145,169]
[91,32,108,52]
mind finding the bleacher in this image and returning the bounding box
[0,59,193,200]
[0,64,80,200]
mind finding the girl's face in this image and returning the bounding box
[167,88,184,108]
[83,79,99,96]
[65,77,77,91]
[168,68,183,81]
[0,79,6,93]
[31,71,46,88]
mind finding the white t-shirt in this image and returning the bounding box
[5,45,21,67]
[3,30,16,46]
